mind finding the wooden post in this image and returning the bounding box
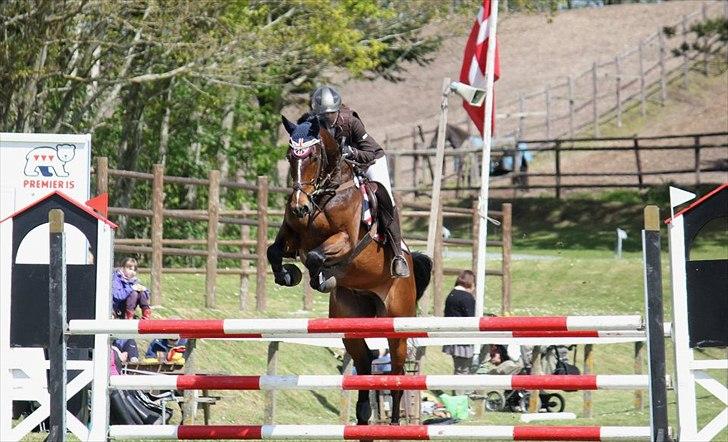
[682,15,689,89]
[638,40,646,116]
[393,137,403,193]
[592,62,599,137]
[151,164,165,305]
[96,156,108,195]
[182,340,198,423]
[412,126,420,189]
[615,56,622,127]
[256,176,269,311]
[386,133,395,189]
[568,77,575,139]
[302,268,313,311]
[501,203,512,316]
[544,86,551,139]
[471,199,479,276]
[633,138,644,189]
[634,341,645,410]
[264,341,279,424]
[582,344,594,418]
[527,346,542,413]
[433,198,444,317]
[702,4,709,75]
[48,209,67,442]
[339,354,353,423]
[694,135,701,185]
[554,140,562,199]
[517,93,525,139]
[658,30,668,104]
[240,200,250,311]
[205,170,220,308]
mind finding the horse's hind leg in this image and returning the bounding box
[387,337,408,425]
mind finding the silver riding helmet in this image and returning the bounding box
[310,86,342,115]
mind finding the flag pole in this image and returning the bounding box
[475,0,499,319]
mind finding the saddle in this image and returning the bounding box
[359,180,385,244]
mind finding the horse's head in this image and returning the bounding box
[282,115,340,218]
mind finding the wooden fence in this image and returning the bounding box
[94,157,512,315]
[383,2,727,193]
[390,131,728,198]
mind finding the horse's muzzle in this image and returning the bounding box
[291,202,313,218]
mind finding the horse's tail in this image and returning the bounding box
[411,252,432,302]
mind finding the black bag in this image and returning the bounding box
[109,390,173,425]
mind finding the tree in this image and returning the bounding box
[1,0,445,238]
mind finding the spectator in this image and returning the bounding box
[487,344,530,375]
[442,270,476,395]
[112,338,140,364]
[145,338,189,364]
[112,257,152,320]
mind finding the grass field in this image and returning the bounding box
[135,188,726,441]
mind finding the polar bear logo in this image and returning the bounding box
[24,143,77,177]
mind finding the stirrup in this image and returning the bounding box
[390,256,410,278]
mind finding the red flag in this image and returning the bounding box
[459,0,500,136]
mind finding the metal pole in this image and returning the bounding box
[642,206,671,442]
[48,209,67,442]
[475,0,500,318]
[426,78,451,259]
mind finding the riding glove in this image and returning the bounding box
[341,144,356,160]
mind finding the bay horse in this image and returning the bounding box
[267,115,432,432]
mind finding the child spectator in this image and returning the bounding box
[145,338,189,364]
[112,257,152,320]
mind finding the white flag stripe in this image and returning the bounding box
[477,18,490,44]
[469,55,486,86]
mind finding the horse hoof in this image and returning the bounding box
[310,272,336,293]
[319,275,337,293]
[274,264,302,286]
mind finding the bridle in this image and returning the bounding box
[288,136,340,209]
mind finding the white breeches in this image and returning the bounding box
[365,156,395,206]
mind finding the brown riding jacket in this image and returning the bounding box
[328,105,384,167]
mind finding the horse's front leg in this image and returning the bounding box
[267,224,302,287]
[305,231,351,293]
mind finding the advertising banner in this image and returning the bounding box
[0,133,92,263]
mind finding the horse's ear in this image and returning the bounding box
[281,115,296,135]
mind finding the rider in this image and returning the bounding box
[309,85,409,278]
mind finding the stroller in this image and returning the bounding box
[484,345,580,413]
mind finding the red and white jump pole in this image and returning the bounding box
[109,424,651,440]
[110,374,649,392]
[68,315,643,338]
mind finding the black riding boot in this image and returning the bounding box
[386,206,410,278]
